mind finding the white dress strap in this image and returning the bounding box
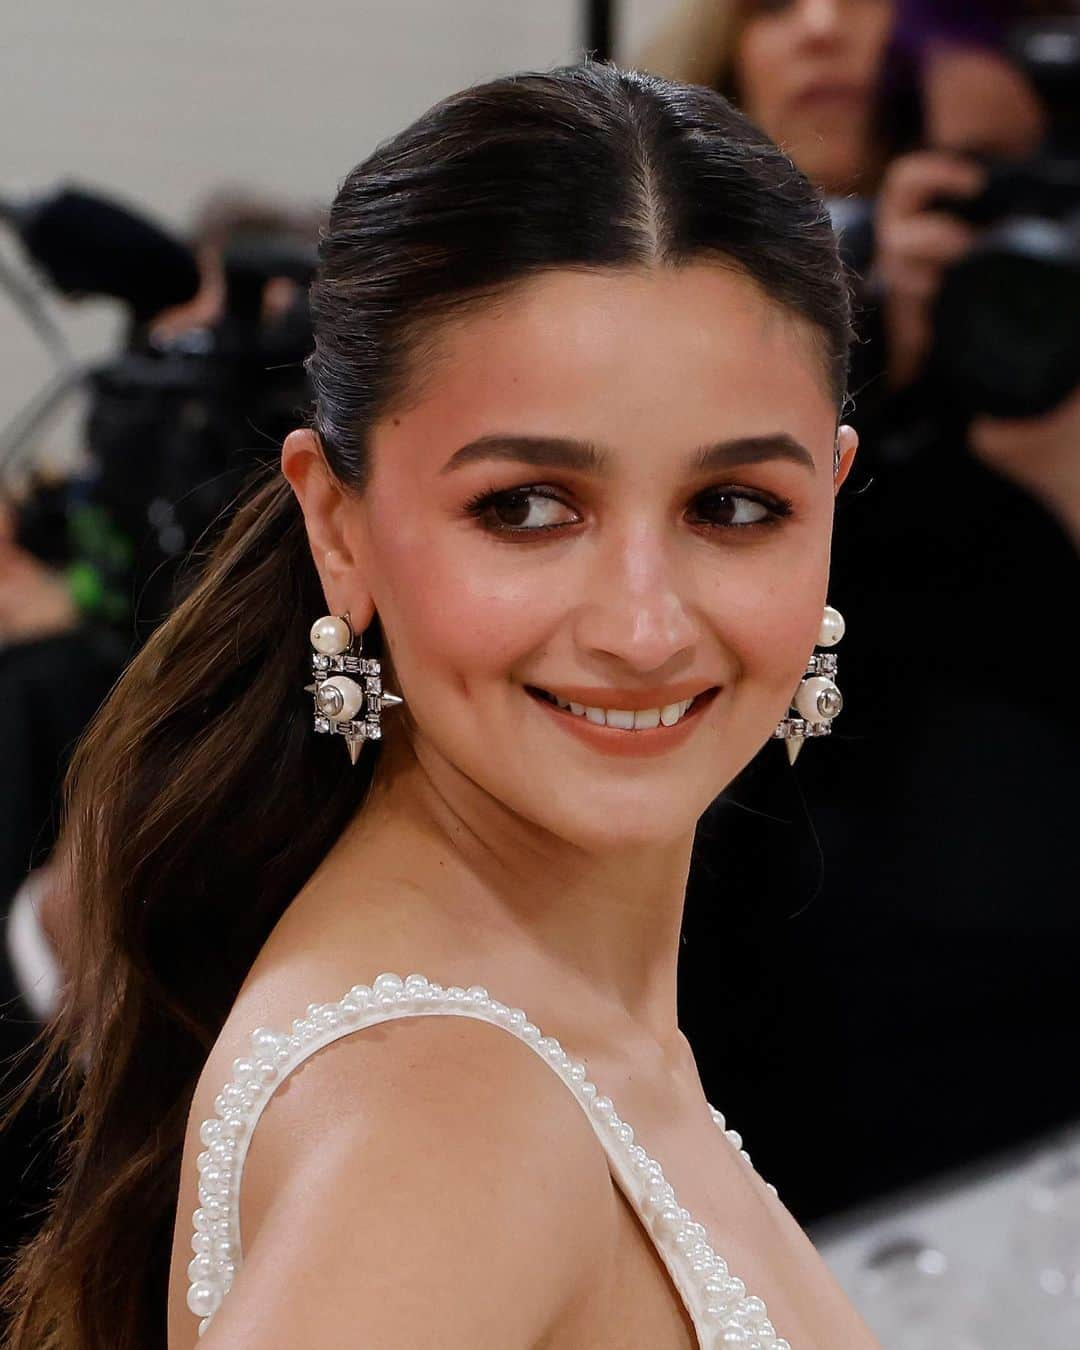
[185,972,791,1348]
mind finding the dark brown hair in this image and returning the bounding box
[1,60,850,1348]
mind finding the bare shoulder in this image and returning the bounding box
[186,1010,615,1349]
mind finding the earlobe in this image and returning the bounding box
[280,429,375,630]
[833,424,859,492]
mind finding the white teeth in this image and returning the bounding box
[539,690,702,729]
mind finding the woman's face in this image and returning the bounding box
[734,0,894,194]
[346,264,851,853]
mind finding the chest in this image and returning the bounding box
[561,1066,879,1350]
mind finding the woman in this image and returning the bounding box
[2,63,877,1348]
[637,0,900,195]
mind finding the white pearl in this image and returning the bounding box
[250,1027,281,1061]
[309,615,351,655]
[221,1085,246,1113]
[188,1254,213,1282]
[315,675,364,722]
[186,1279,222,1318]
[793,676,842,724]
[817,604,845,647]
[199,1119,221,1146]
[373,972,403,995]
[200,1167,225,1197]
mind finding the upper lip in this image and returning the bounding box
[528,682,716,710]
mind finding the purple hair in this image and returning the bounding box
[894,0,1020,60]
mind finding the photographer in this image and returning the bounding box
[870,20,1080,541]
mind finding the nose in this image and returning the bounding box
[799,0,843,39]
[572,525,701,675]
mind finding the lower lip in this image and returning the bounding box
[526,688,719,758]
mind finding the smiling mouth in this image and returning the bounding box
[525,686,719,730]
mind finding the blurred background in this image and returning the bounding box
[1,2,1078,1345]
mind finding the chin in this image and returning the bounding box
[513,777,723,855]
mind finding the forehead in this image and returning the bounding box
[381,264,837,470]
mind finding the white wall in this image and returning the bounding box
[0,0,597,472]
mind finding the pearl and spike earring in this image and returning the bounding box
[772,604,845,766]
[305,613,404,765]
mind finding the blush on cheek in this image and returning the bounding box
[371,526,564,706]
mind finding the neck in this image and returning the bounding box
[328,734,695,1044]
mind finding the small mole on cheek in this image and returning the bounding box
[392,416,401,426]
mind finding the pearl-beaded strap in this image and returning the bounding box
[187,972,791,1349]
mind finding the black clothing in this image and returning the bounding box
[682,397,1079,1223]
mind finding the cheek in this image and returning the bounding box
[366,516,562,691]
[708,540,830,700]
[734,30,783,126]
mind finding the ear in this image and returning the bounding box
[833,424,859,493]
[281,429,375,630]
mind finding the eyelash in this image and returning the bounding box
[462,484,795,538]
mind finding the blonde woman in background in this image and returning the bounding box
[636,0,897,195]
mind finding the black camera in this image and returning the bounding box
[83,235,315,631]
[929,19,1080,419]
[6,190,315,636]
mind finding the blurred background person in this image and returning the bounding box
[637,0,910,196]
[636,0,1080,1224]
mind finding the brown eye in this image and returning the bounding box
[471,488,580,534]
[690,490,787,528]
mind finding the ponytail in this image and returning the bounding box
[2,468,374,1348]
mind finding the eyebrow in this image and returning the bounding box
[440,431,816,476]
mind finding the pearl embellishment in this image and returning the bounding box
[187,973,787,1347]
[817,605,845,647]
[309,615,352,656]
[314,675,364,722]
[793,675,843,723]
